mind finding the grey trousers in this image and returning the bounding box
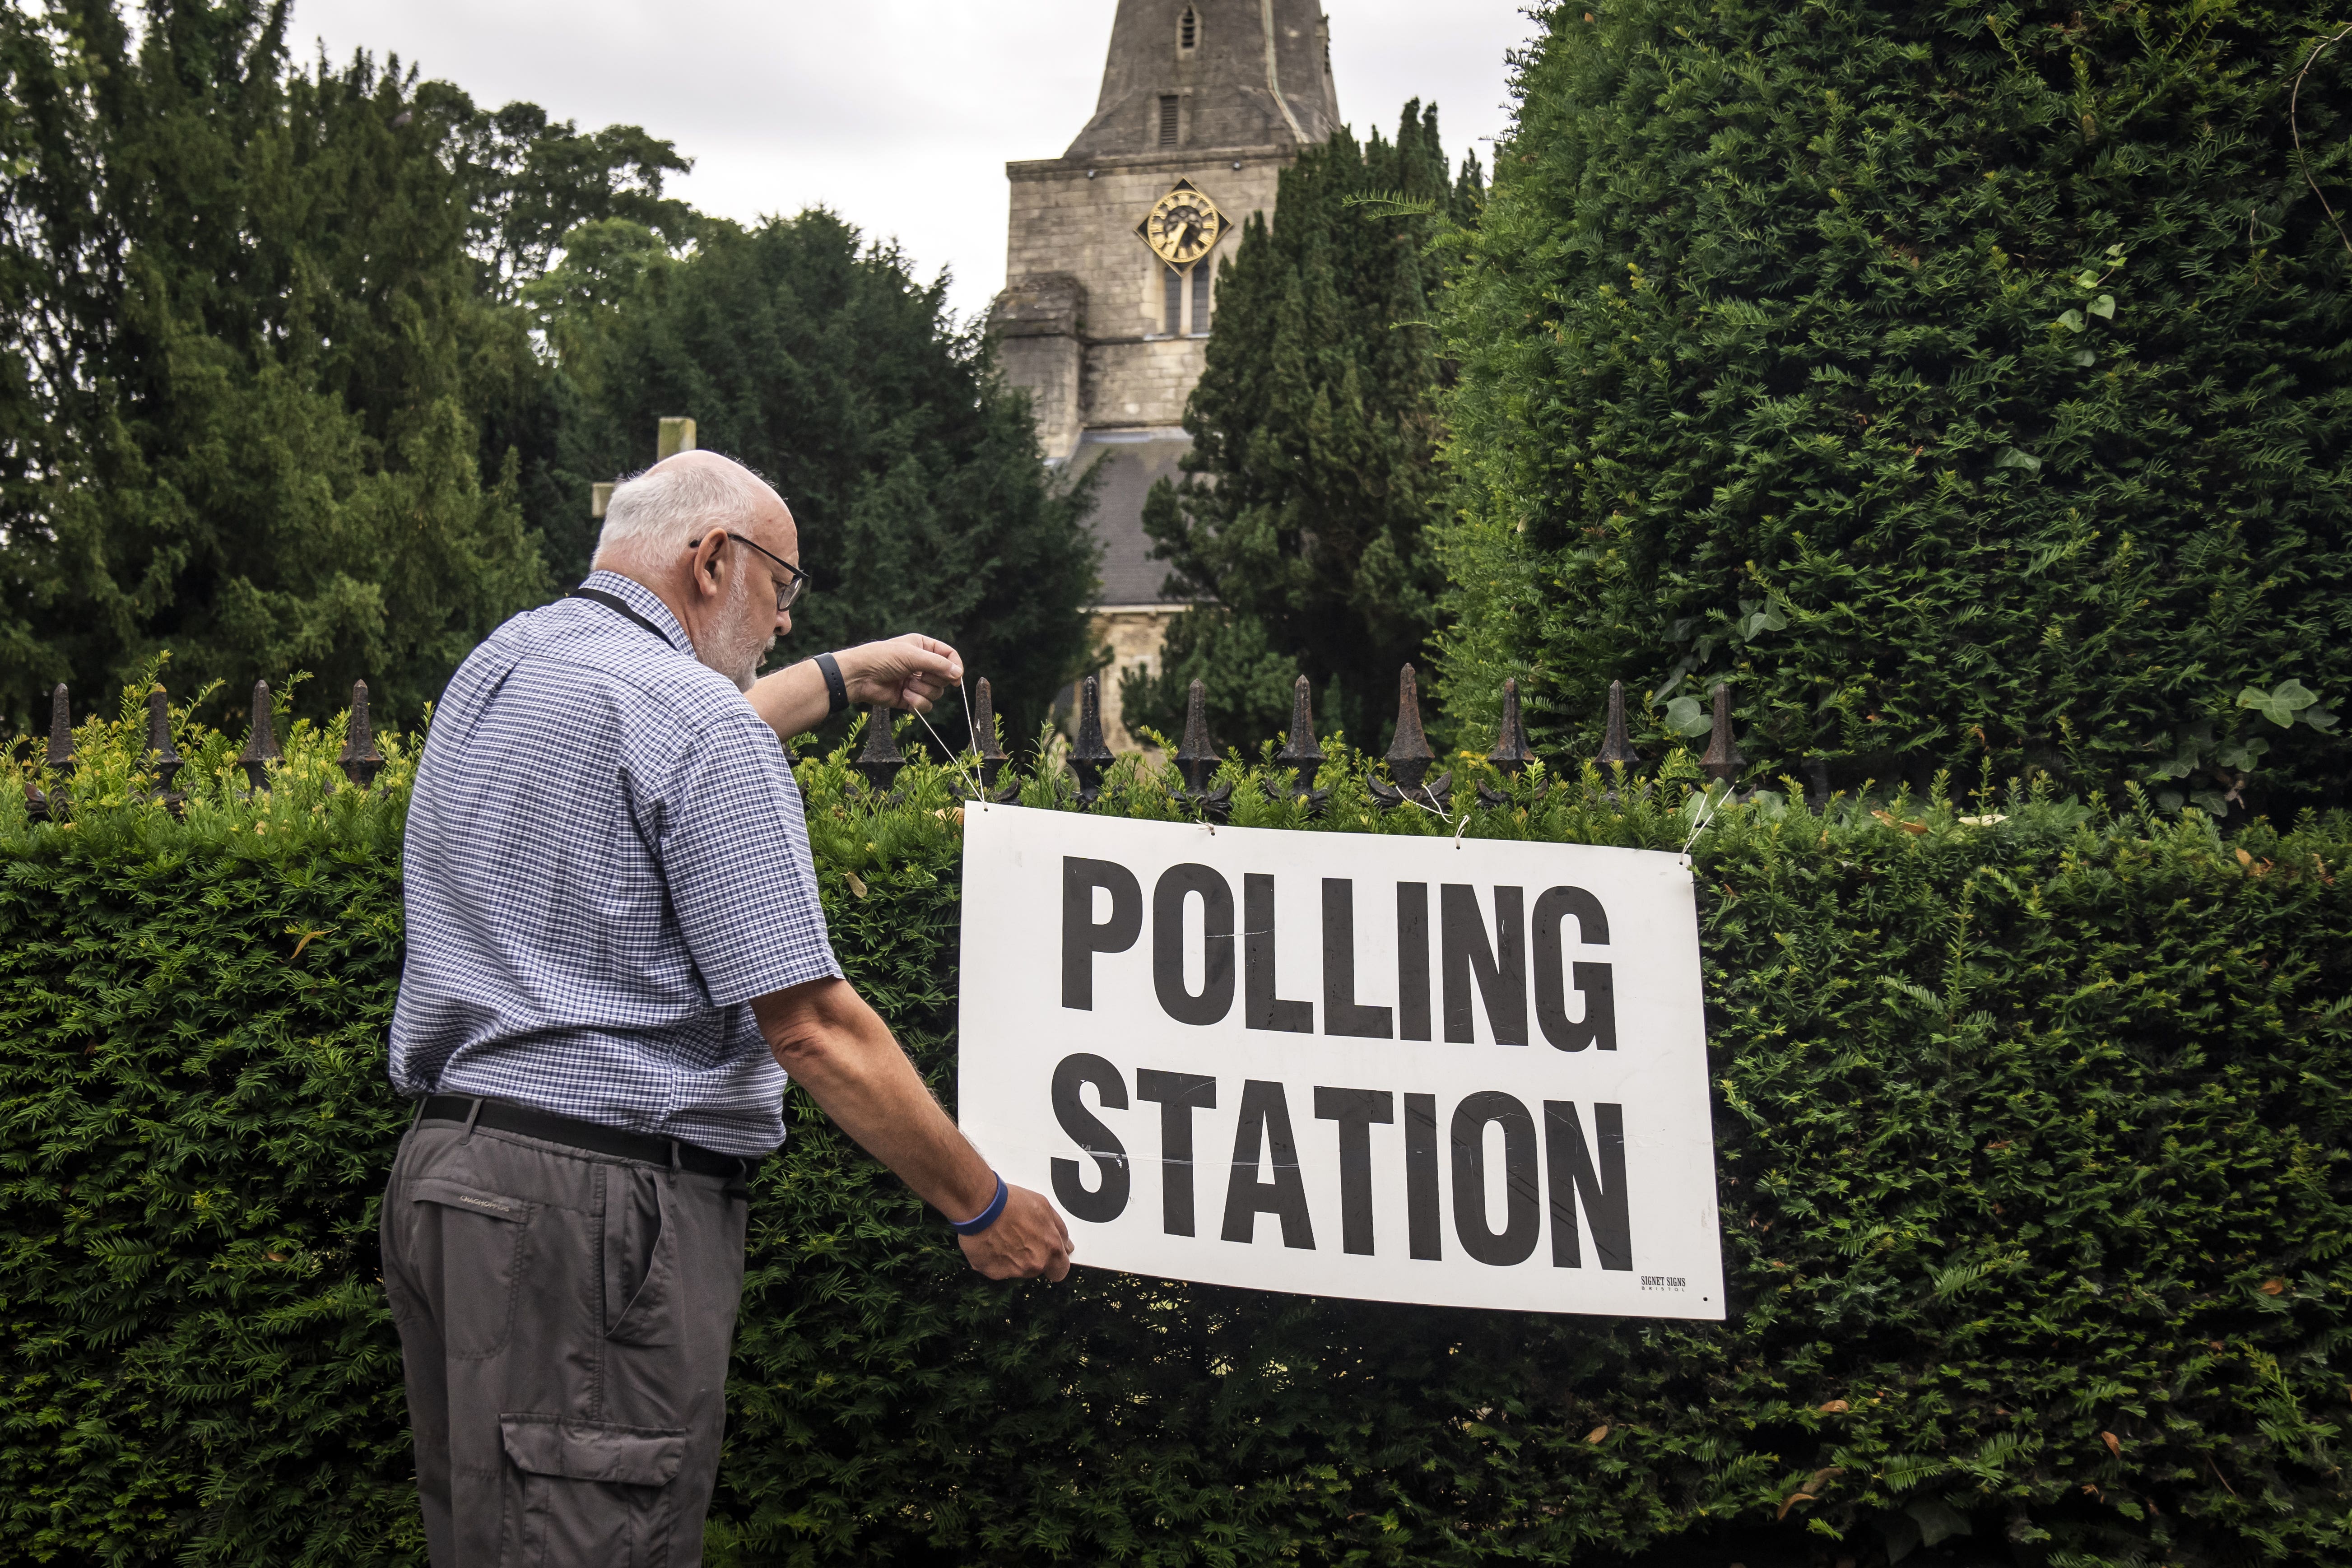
[381,1113,750,1567]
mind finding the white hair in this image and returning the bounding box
[592,456,777,564]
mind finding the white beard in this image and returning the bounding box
[698,571,775,692]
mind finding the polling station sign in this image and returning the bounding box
[958,805,1725,1318]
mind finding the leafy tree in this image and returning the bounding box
[431,94,694,301]
[0,0,705,730]
[1434,0,2352,814]
[534,211,1102,740]
[1120,103,1480,752]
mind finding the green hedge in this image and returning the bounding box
[2,693,2348,1567]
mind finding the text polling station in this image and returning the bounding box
[958,805,1725,1318]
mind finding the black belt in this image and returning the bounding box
[418,1095,761,1179]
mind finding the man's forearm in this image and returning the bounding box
[747,660,834,739]
[753,979,999,1220]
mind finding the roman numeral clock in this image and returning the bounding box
[1137,179,1230,270]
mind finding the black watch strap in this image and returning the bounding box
[814,652,849,718]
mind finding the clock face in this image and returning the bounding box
[1137,180,1229,269]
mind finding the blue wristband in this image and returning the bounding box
[948,1173,1009,1236]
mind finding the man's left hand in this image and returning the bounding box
[747,634,967,740]
[839,634,964,714]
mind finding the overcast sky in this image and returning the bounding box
[286,0,1539,326]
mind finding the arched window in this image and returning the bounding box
[1179,5,1198,50]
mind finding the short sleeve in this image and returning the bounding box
[652,712,841,1005]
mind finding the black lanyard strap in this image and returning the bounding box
[568,586,680,650]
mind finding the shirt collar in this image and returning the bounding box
[579,570,692,655]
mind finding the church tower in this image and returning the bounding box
[991,0,1339,749]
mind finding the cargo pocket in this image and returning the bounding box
[406,1176,533,1360]
[602,1165,678,1346]
[499,1414,686,1568]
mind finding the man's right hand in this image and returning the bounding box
[959,1185,1074,1281]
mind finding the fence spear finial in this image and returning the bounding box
[1699,682,1745,787]
[854,704,906,796]
[144,685,183,811]
[1175,677,1218,796]
[1489,677,1535,777]
[46,683,72,779]
[1275,675,1328,811]
[33,683,73,819]
[340,681,384,790]
[971,677,1009,793]
[1595,679,1641,775]
[1385,665,1435,793]
[1071,675,1114,806]
[238,681,282,795]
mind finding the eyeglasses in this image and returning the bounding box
[693,530,812,611]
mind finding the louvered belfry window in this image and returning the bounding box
[1191,264,1211,335]
[1158,95,1180,147]
[1180,6,1198,49]
[1163,266,1183,335]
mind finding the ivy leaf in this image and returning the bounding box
[2302,704,2339,733]
[2217,736,2268,772]
[2056,308,2086,333]
[2237,679,2320,727]
[2074,270,2101,287]
[2073,349,2096,367]
[1993,447,2042,474]
[1736,604,1787,640]
[1664,695,1712,736]
[2087,294,2116,319]
[1910,1499,1972,1546]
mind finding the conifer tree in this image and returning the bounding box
[1436,0,2352,814]
[1120,104,1481,751]
[533,213,1102,739]
[0,0,698,728]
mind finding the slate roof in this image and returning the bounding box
[1073,429,1196,606]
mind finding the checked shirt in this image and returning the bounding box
[388,570,840,1156]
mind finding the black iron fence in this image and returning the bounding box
[856,665,1747,812]
[19,680,385,819]
[20,666,1747,820]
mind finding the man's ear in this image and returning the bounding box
[690,530,725,596]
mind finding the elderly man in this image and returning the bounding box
[381,450,1071,1567]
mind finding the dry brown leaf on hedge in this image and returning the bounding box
[1776,1493,1815,1521]
[846,871,869,899]
[1806,1466,1845,1491]
[2100,1431,2121,1457]
[1584,1424,1609,1444]
[1871,809,1928,834]
[1817,1400,1850,1414]
[2260,1278,2286,1295]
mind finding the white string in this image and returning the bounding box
[1395,782,1471,842]
[908,675,984,801]
[1681,783,1728,854]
